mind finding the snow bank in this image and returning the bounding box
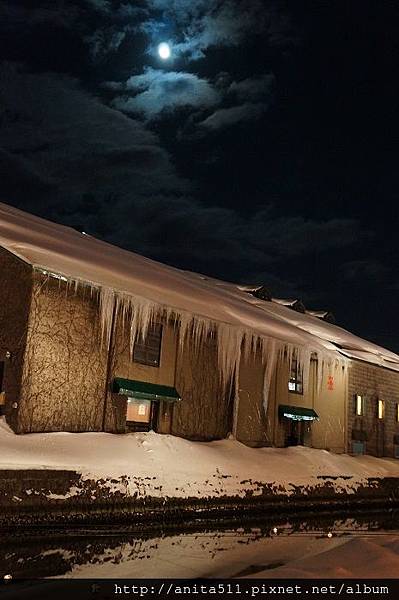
[1,419,398,499]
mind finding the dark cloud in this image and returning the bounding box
[0,63,186,206]
[250,216,364,258]
[85,27,127,60]
[0,64,364,299]
[85,0,111,13]
[340,260,390,284]
[199,102,267,131]
[228,74,275,102]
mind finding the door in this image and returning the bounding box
[284,419,305,446]
[376,420,384,457]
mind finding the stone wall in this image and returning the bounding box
[172,334,233,441]
[235,348,272,447]
[0,247,32,431]
[17,274,108,433]
[348,360,399,457]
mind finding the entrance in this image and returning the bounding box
[284,419,305,446]
[279,405,318,448]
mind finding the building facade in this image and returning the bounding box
[1,204,399,458]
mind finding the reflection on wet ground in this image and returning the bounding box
[1,511,399,579]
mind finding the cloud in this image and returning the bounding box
[248,214,363,257]
[199,102,267,130]
[0,65,365,294]
[142,0,293,60]
[85,27,127,60]
[0,2,79,31]
[228,74,275,102]
[0,64,186,207]
[85,0,111,13]
[340,260,390,284]
[112,67,221,118]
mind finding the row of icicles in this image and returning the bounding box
[38,270,348,415]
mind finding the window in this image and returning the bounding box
[288,358,303,394]
[377,399,384,420]
[355,394,365,416]
[133,324,162,367]
[396,403,399,423]
[126,398,151,423]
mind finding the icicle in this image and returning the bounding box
[34,267,349,419]
[99,286,116,348]
[262,338,278,415]
[216,324,246,393]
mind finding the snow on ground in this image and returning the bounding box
[1,418,399,499]
[250,536,399,579]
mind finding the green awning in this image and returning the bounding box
[279,405,319,421]
[113,378,181,403]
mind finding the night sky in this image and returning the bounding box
[1,1,398,351]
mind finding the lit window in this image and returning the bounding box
[133,324,162,367]
[397,403,399,423]
[378,399,384,420]
[288,358,303,394]
[126,398,151,424]
[355,394,365,416]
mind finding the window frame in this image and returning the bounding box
[133,324,163,368]
[288,358,303,395]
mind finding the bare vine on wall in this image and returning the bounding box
[173,333,231,440]
[19,274,108,432]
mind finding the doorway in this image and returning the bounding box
[284,419,305,446]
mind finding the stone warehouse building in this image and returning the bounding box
[1,202,399,458]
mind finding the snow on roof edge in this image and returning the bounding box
[1,201,398,371]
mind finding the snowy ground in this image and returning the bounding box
[1,417,399,500]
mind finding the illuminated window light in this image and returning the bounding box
[396,403,399,423]
[356,394,364,416]
[378,399,384,420]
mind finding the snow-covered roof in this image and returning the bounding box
[1,201,398,371]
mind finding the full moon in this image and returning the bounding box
[158,42,171,60]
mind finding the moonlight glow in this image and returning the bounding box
[158,42,171,60]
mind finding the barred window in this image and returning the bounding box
[355,394,365,416]
[288,358,303,394]
[133,324,162,367]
